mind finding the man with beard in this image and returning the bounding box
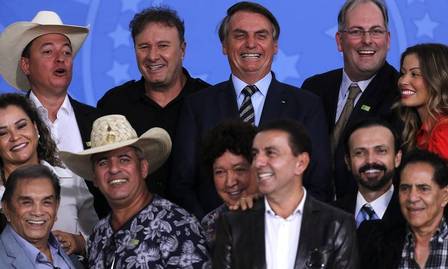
[333,118,404,229]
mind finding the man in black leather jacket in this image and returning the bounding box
[213,119,358,269]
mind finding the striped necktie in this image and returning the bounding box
[239,85,258,125]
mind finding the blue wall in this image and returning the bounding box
[1,0,447,106]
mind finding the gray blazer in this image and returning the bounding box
[0,225,76,268]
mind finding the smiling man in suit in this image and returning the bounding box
[213,120,358,269]
[301,0,400,199]
[333,118,405,230]
[169,1,332,219]
[0,11,108,217]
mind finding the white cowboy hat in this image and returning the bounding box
[0,10,89,90]
[59,115,172,181]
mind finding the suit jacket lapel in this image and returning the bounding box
[259,77,285,124]
[219,79,240,120]
[252,200,267,269]
[1,226,34,268]
[294,195,319,269]
[327,71,343,131]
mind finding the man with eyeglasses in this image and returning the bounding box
[302,0,401,199]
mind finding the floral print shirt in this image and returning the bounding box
[87,195,211,269]
[200,204,227,251]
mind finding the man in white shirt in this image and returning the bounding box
[0,10,108,217]
[334,118,405,229]
[213,119,358,269]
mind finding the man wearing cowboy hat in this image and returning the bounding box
[0,10,109,218]
[59,115,210,268]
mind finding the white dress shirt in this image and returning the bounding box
[265,188,306,269]
[355,184,394,220]
[335,70,375,122]
[42,161,98,236]
[232,72,272,126]
[29,92,84,153]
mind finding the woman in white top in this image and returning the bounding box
[0,93,98,256]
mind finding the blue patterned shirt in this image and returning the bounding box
[399,218,448,269]
[87,195,211,269]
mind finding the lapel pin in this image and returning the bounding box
[281,100,286,104]
[361,105,371,112]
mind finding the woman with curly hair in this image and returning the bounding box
[398,43,448,160]
[0,93,98,258]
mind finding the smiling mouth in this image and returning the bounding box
[241,53,261,59]
[145,63,165,71]
[26,219,47,227]
[10,142,28,152]
[357,49,375,56]
[257,171,273,182]
[109,178,128,185]
[401,89,416,97]
[54,68,67,76]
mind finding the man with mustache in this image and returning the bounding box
[334,118,404,229]
[301,0,401,199]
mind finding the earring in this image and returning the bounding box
[37,133,41,139]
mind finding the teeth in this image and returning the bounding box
[358,50,375,55]
[257,172,273,181]
[228,190,242,196]
[11,143,27,151]
[364,169,381,174]
[146,64,164,70]
[28,220,45,224]
[401,90,416,96]
[110,179,127,185]
[241,53,261,58]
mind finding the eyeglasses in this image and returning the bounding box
[340,28,387,39]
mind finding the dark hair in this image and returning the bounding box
[397,43,448,153]
[2,164,61,204]
[399,149,448,188]
[129,6,185,43]
[201,120,256,178]
[0,93,62,174]
[257,119,311,156]
[344,117,401,155]
[218,1,280,42]
[337,0,389,31]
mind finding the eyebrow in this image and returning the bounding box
[0,118,27,130]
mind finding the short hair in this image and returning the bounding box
[129,6,185,43]
[337,0,389,31]
[0,93,62,170]
[1,164,61,205]
[344,117,401,155]
[399,149,448,188]
[257,119,312,157]
[218,1,280,42]
[201,120,256,178]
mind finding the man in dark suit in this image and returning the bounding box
[333,118,405,230]
[301,0,400,198]
[214,120,358,269]
[169,1,332,219]
[0,11,108,217]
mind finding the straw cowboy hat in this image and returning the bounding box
[59,115,172,181]
[0,10,89,90]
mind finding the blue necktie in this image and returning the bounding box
[239,85,258,125]
[356,204,379,227]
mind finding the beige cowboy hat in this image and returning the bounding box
[59,115,172,181]
[0,10,89,90]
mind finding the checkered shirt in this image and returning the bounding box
[399,218,448,269]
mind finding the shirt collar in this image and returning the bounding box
[265,187,306,219]
[232,72,272,98]
[29,91,73,117]
[355,184,394,219]
[340,69,375,99]
[7,224,63,263]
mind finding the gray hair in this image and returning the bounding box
[337,0,389,31]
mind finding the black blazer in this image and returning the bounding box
[213,195,359,269]
[301,62,401,198]
[169,74,332,218]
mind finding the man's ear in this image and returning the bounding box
[394,150,403,168]
[140,159,149,179]
[20,57,31,75]
[345,154,351,171]
[441,186,448,208]
[294,152,310,176]
[2,202,10,222]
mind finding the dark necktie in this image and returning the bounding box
[332,83,361,152]
[239,85,258,125]
[356,204,379,227]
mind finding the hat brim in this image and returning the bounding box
[59,128,172,181]
[0,22,88,90]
